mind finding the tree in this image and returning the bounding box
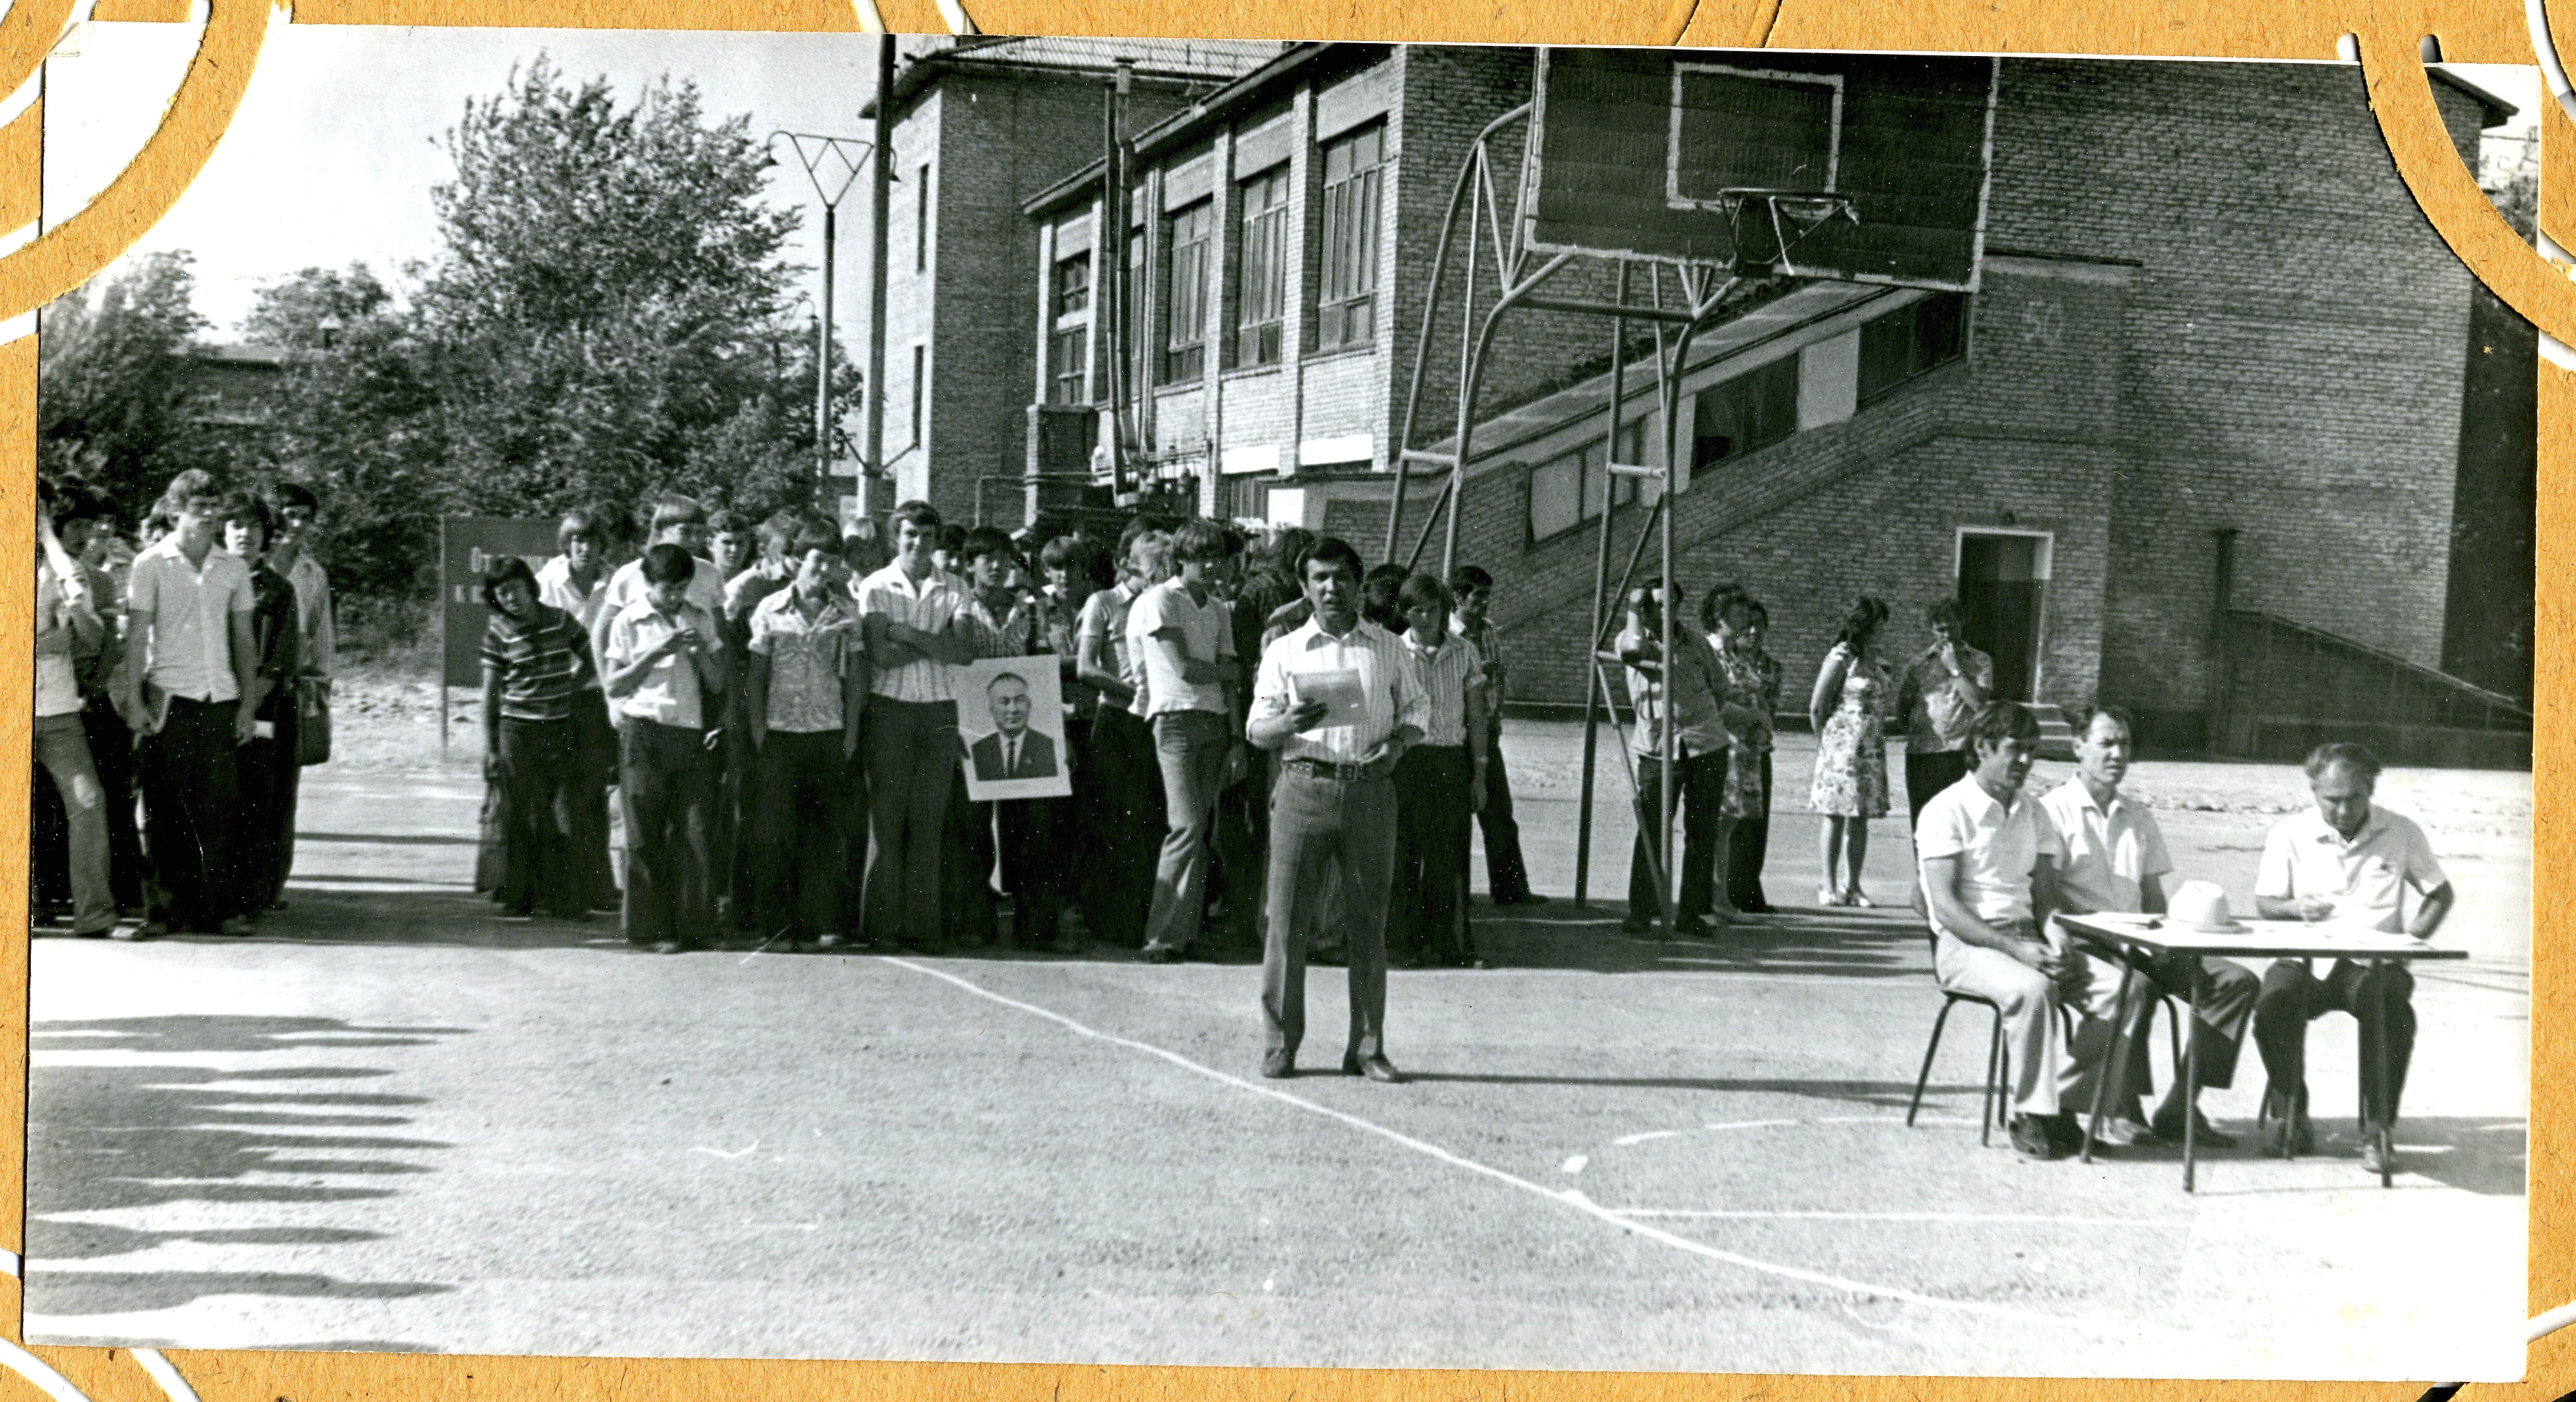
[409,57,853,521]
[36,251,225,523]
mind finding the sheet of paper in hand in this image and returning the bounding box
[1290,667,1366,730]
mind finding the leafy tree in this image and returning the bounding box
[35,251,226,522]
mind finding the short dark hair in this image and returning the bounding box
[586,499,636,549]
[2304,741,2383,784]
[1965,700,2042,751]
[481,554,538,607]
[218,492,272,539]
[649,493,705,533]
[1745,598,1769,627]
[1397,572,1455,616]
[558,509,602,550]
[162,469,223,515]
[1926,596,1966,628]
[2077,703,2139,743]
[705,509,747,537]
[1268,526,1316,572]
[892,500,942,534]
[789,516,840,557]
[640,542,695,586]
[1301,535,1364,580]
[269,482,320,514]
[1172,519,1228,564]
[1038,534,1086,574]
[937,524,968,557]
[961,526,1017,567]
[1450,565,1494,593]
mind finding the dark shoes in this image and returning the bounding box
[1259,1049,1296,1080]
[2009,1113,2065,1161]
[2151,1104,2237,1149]
[1142,945,1186,965]
[218,915,256,937]
[1342,1052,1407,1084]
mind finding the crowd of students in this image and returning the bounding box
[472,493,1555,968]
[30,471,335,940]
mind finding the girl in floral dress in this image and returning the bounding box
[1807,597,1891,908]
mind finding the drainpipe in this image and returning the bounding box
[2205,526,2238,755]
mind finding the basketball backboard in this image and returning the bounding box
[1526,47,1998,291]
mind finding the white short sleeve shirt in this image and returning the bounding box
[1126,578,1234,718]
[1915,774,2057,935]
[2256,806,2448,933]
[126,536,254,703]
[2037,778,2174,915]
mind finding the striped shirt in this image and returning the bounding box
[1402,633,1484,748]
[481,604,594,723]
[1251,616,1430,766]
[748,585,856,734]
[858,561,968,704]
[1452,613,1505,702]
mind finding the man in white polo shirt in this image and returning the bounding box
[2251,742,2452,1171]
[858,500,973,952]
[2037,704,2258,1150]
[1916,700,2090,1160]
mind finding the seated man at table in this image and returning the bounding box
[2037,705,2259,1150]
[2251,742,2452,1174]
[1918,700,2091,1161]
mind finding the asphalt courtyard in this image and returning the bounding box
[24,724,2531,1379]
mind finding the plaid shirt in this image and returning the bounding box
[958,588,1050,660]
[482,604,595,723]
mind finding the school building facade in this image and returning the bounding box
[901,42,2531,761]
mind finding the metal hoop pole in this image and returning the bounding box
[1574,260,1633,909]
[1384,134,1487,567]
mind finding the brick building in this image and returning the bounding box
[853,37,1281,525]
[995,46,2529,761]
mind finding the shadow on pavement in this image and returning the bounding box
[27,1014,465,1319]
[2146,1114,2528,1197]
[1399,1072,1952,1112]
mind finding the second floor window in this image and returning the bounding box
[1053,253,1091,320]
[1236,167,1289,367]
[1317,124,1384,351]
[1162,201,1212,384]
[1051,253,1092,405]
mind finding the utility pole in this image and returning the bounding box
[772,129,874,500]
[1102,60,1133,498]
[867,35,896,514]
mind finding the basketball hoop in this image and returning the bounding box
[1716,187,1859,277]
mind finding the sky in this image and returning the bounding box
[35,32,2552,339]
[41,22,888,332]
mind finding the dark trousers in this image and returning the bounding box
[1905,748,1970,832]
[88,700,145,909]
[571,692,620,909]
[1261,766,1396,1061]
[2093,950,2258,1108]
[716,713,756,927]
[1725,750,1773,911]
[1206,752,1266,953]
[996,797,1065,947]
[1392,745,1475,966]
[496,716,588,918]
[236,704,300,914]
[1082,707,1163,946]
[945,791,998,946]
[1475,720,1533,901]
[863,698,955,950]
[753,730,856,939]
[2255,958,2417,1125]
[1628,748,1727,924]
[138,696,246,930]
[618,719,715,948]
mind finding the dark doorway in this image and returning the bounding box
[1958,532,2047,702]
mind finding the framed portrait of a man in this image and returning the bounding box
[958,655,1073,802]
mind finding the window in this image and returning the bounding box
[1236,167,1289,367]
[914,163,932,272]
[1051,255,1091,406]
[1691,356,1800,470]
[1317,124,1384,351]
[1162,201,1213,384]
[1526,437,1643,544]
[909,343,925,445]
[1858,292,1968,403]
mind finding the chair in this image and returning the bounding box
[1904,929,2079,1146]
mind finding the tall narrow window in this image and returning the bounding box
[1162,201,1212,384]
[914,163,932,272]
[909,343,926,445]
[1316,124,1384,351]
[1050,254,1092,406]
[1236,167,1289,367]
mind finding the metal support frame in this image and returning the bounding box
[772,130,875,498]
[1384,106,1846,932]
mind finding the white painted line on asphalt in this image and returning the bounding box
[1560,1155,1588,1174]
[692,1141,759,1159]
[1610,1209,2192,1226]
[883,957,2141,1335]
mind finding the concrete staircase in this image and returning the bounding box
[2028,702,2079,762]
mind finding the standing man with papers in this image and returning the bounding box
[1245,537,1428,1083]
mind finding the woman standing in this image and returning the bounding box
[534,509,621,912]
[1807,596,1891,908]
[1705,588,1777,914]
[478,557,599,920]
[223,494,302,917]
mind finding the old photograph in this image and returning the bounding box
[22,26,2536,1380]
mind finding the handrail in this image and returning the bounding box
[2229,608,2530,720]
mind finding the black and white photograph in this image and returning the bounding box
[21,24,2536,1381]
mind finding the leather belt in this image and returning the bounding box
[1285,756,1382,783]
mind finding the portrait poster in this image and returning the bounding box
[958,654,1072,802]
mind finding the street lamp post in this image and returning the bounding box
[771,131,874,498]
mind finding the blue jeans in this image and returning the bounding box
[1143,710,1231,955]
[35,712,115,934]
